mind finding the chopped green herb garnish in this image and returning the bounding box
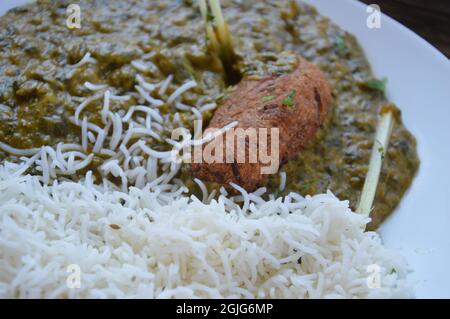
[206,12,215,23]
[336,35,347,52]
[365,78,388,93]
[262,95,275,102]
[376,139,385,160]
[282,90,296,109]
[379,147,385,160]
[390,268,397,274]
[288,90,296,99]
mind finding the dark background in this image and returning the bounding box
[360,0,450,58]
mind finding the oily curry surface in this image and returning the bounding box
[0,0,419,228]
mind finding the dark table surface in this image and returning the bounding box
[360,0,450,58]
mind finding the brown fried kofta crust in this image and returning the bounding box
[191,56,332,191]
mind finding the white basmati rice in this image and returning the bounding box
[167,80,197,104]
[84,82,108,91]
[279,171,287,192]
[0,162,412,299]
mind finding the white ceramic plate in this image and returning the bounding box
[1,0,449,298]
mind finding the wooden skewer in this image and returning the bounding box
[357,107,395,216]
